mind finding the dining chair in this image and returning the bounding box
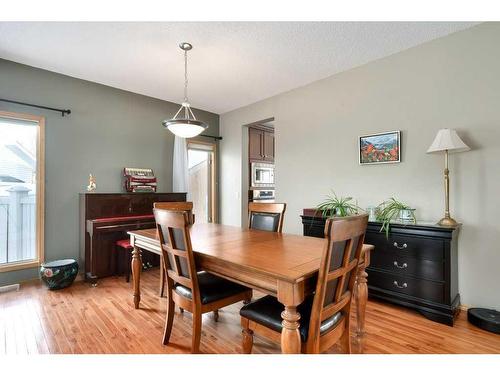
[154,201,195,224]
[153,201,194,299]
[154,208,253,353]
[248,202,286,233]
[240,214,369,354]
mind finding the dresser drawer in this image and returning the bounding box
[369,252,444,281]
[368,269,445,304]
[366,232,444,261]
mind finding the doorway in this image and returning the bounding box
[187,141,217,223]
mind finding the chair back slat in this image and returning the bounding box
[154,208,200,304]
[154,201,195,224]
[248,202,286,233]
[308,214,368,338]
[167,272,193,289]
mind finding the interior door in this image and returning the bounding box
[187,141,216,223]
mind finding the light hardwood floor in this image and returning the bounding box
[1,269,499,354]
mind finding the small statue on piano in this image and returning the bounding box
[87,174,97,192]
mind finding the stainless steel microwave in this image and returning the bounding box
[251,162,275,187]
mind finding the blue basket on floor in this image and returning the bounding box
[40,259,79,290]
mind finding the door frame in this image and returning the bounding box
[0,110,45,272]
[187,139,218,223]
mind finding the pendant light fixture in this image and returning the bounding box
[162,42,208,138]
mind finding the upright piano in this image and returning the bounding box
[79,192,186,284]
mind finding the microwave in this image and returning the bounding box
[251,162,275,187]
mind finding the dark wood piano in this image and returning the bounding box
[79,192,186,284]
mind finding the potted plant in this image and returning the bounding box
[376,198,416,237]
[316,191,362,218]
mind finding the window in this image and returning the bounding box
[0,111,44,272]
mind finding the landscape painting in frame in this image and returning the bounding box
[359,130,401,165]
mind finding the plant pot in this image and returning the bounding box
[40,259,79,290]
[399,209,416,223]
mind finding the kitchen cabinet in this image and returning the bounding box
[249,126,274,162]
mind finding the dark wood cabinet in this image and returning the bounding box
[249,126,274,162]
[263,130,274,162]
[249,127,264,161]
[301,210,460,326]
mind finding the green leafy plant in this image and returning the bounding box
[316,191,361,218]
[376,198,416,237]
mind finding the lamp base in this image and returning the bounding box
[437,216,458,227]
[468,308,500,334]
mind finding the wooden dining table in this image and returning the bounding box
[128,223,373,354]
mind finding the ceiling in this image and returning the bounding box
[0,22,477,114]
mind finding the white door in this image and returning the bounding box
[187,141,216,223]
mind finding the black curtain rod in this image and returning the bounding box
[199,134,223,141]
[0,98,71,117]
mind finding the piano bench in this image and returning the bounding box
[116,239,133,282]
[116,239,133,249]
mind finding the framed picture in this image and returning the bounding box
[359,130,401,165]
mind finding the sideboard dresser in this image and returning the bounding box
[301,209,461,326]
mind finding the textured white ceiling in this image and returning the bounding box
[0,22,477,114]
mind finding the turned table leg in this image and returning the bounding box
[281,306,301,354]
[356,264,368,336]
[132,245,142,309]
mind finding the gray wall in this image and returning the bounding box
[220,23,500,309]
[0,58,219,285]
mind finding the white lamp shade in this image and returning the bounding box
[427,128,470,153]
[167,122,206,138]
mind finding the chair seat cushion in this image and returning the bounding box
[116,239,133,249]
[174,271,251,305]
[240,295,343,342]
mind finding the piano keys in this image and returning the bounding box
[79,192,186,284]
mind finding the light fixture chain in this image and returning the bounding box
[184,49,189,104]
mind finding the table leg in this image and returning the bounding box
[132,245,142,309]
[356,265,368,336]
[281,306,301,354]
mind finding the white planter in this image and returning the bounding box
[399,209,415,223]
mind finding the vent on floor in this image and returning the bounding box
[0,284,20,293]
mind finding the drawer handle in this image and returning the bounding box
[393,242,408,249]
[393,261,408,269]
[393,281,408,289]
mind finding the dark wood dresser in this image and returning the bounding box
[80,192,186,283]
[301,210,460,326]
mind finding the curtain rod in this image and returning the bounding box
[0,98,71,117]
[199,134,223,141]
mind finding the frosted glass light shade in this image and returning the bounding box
[162,119,208,138]
[427,128,470,153]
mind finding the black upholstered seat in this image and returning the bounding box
[174,271,251,305]
[240,294,343,342]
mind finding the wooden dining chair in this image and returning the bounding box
[154,208,252,353]
[248,202,286,233]
[153,201,194,298]
[240,214,368,354]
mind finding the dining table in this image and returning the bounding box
[128,223,373,354]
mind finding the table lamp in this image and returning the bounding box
[427,128,470,226]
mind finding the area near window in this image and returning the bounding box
[0,111,44,272]
[187,140,217,224]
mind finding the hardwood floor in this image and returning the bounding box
[1,269,499,354]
